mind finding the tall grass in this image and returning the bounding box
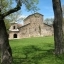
[10,36,64,64]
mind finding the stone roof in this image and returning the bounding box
[17,24,22,28]
[18,23,30,29]
[44,23,53,27]
[24,13,43,21]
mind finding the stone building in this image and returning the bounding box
[9,13,53,39]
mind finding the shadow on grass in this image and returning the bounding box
[12,45,55,64]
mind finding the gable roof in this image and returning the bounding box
[18,23,30,29]
[24,13,43,21]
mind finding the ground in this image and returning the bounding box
[10,36,64,64]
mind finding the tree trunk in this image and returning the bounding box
[52,0,64,55]
[0,0,22,63]
[0,17,12,64]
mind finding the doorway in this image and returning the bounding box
[13,34,17,38]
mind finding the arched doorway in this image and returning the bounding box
[13,34,17,38]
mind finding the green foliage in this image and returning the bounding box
[22,0,39,12]
[44,18,53,25]
[9,10,21,22]
[0,0,12,13]
[4,19,11,32]
[62,5,64,15]
[0,0,39,13]
[1,0,39,23]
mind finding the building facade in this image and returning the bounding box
[9,13,53,39]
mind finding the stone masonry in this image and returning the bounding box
[9,13,53,39]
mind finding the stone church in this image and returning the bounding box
[9,13,53,39]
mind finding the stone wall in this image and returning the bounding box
[9,31,20,39]
[19,13,53,38]
[9,13,53,39]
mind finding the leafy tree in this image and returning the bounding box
[62,5,64,16]
[52,0,64,55]
[4,19,11,32]
[45,18,53,25]
[0,0,39,64]
[9,11,21,22]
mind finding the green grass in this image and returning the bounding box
[10,36,64,64]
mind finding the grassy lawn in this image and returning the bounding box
[10,36,64,64]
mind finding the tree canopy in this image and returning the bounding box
[0,0,39,14]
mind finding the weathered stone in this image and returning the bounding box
[9,13,53,39]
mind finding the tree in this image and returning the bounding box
[4,19,11,32]
[52,0,64,55]
[0,0,21,64]
[44,18,53,25]
[0,0,39,64]
[0,0,36,64]
[62,5,64,16]
[9,10,21,22]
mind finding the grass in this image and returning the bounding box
[10,36,64,64]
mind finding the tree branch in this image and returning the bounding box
[3,0,22,18]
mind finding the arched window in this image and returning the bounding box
[13,34,17,38]
[13,26,15,29]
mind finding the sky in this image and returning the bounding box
[20,0,64,20]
